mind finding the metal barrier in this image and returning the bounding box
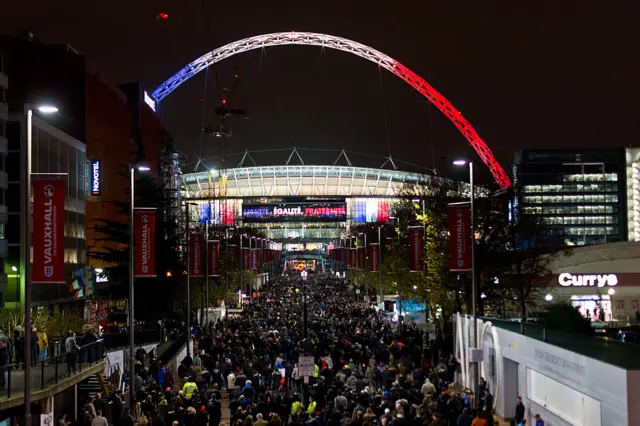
[0,339,106,399]
[101,329,163,350]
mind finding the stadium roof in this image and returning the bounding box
[182,148,451,199]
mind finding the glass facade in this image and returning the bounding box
[6,115,86,306]
[513,149,626,246]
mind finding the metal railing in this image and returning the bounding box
[0,339,106,399]
[101,329,163,350]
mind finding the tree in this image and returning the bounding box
[483,214,569,327]
[542,303,594,335]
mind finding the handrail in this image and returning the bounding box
[0,339,106,399]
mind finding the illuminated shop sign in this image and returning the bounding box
[144,91,157,112]
[242,203,347,222]
[89,159,101,196]
[558,272,618,288]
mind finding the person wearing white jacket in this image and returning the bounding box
[293,363,301,391]
[421,377,436,398]
[227,371,236,391]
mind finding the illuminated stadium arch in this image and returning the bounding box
[153,32,510,188]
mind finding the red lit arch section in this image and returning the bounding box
[152,32,510,188]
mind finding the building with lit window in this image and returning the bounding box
[0,49,8,306]
[5,114,87,308]
[512,149,626,246]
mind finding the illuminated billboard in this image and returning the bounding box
[242,202,347,223]
[89,159,101,196]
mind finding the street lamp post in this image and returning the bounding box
[129,164,150,408]
[24,103,58,424]
[184,202,197,356]
[378,226,383,311]
[239,234,244,297]
[453,159,478,404]
[249,237,254,301]
[204,214,209,326]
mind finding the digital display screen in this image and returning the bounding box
[242,202,347,223]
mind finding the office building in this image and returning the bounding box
[512,149,625,246]
[5,113,87,307]
[0,49,9,306]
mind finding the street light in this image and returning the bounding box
[36,105,59,114]
[128,163,149,408]
[24,103,58,425]
[453,158,478,404]
[11,265,17,272]
[545,294,553,302]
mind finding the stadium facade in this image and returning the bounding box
[180,148,449,246]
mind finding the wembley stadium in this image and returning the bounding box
[180,148,458,249]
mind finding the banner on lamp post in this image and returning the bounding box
[134,209,157,277]
[189,233,204,277]
[251,249,258,270]
[33,179,66,283]
[408,226,425,272]
[208,240,221,277]
[350,248,357,269]
[449,204,472,271]
[242,248,250,271]
[369,243,380,272]
[358,247,365,270]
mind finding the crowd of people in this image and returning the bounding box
[96,273,508,426]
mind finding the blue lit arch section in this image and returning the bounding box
[152,32,510,188]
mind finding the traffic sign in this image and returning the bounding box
[299,356,315,376]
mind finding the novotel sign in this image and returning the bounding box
[89,159,101,196]
[558,272,618,288]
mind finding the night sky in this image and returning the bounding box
[2,1,639,184]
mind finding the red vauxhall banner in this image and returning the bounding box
[189,233,204,277]
[134,209,157,277]
[33,179,66,283]
[369,243,380,272]
[409,226,425,272]
[350,248,357,269]
[358,247,365,270]
[242,248,250,271]
[449,204,472,271]
[251,249,258,270]
[208,240,221,276]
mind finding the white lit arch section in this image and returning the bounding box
[152,32,510,188]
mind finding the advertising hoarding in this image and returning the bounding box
[449,205,472,271]
[33,180,66,283]
[242,202,347,222]
[134,209,157,277]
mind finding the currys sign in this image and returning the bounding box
[558,272,618,288]
[33,180,65,283]
[89,159,101,196]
